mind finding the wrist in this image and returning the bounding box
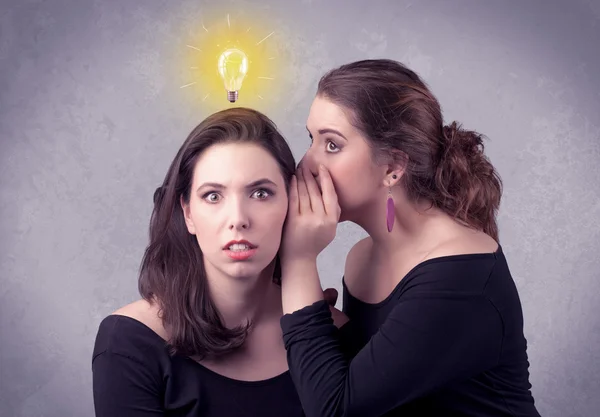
[281,255,318,272]
[280,256,323,314]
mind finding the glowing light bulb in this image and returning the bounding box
[217,48,249,103]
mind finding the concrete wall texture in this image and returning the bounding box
[1,0,599,416]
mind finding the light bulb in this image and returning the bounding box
[217,48,249,103]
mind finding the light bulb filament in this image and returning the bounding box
[217,48,249,103]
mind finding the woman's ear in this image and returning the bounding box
[384,150,408,186]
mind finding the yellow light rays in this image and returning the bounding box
[180,81,197,89]
[179,11,283,110]
[255,31,274,46]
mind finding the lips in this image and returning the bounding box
[223,240,258,261]
[222,240,257,251]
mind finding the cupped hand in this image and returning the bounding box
[281,164,341,262]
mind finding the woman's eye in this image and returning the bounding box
[204,192,221,203]
[252,189,271,200]
[326,140,339,153]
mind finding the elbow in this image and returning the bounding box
[308,384,349,417]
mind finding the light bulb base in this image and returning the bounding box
[227,90,238,103]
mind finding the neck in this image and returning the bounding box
[204,263,280,329]
[351,188,448,255]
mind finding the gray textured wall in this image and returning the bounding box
[1,0,599,416]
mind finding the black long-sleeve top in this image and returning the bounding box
[280,246,541,416]
[92,315,305,417]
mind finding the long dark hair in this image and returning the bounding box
[139,108,295,359]
[317,59,503,241]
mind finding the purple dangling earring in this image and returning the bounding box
[386,174,397,232]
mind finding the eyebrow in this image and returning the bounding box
[196,178,278,193]
[306,126,347,141]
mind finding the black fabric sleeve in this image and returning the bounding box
[335,319,363,360]
[92,349,164,416]
[92,316,166,416]
[280,292,503,417]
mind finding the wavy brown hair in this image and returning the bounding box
[317,59,503,240]
[139,107,295,359]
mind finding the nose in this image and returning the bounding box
[299,148,322,178]
[227,198,250,230]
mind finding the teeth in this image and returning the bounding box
[228,243,250,251]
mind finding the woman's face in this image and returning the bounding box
[302,96,386,222]
[182,142,288,280]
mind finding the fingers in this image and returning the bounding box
[296,167,311,215]
[317,164,340,218]
[288,175,299,214]
[302,164,325,214]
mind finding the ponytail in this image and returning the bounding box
[435,121,503,240]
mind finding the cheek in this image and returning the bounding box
[260,201,287,239]
[267,201,288,232]
[188,204,220,248]
[327,156,375,207]
[190,203,213,227]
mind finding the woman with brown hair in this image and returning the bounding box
[279,59,541,416]
[91,108,344,416]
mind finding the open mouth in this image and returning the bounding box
[223,240,257,251]
[227,243,254,252]
[223,240,258,261]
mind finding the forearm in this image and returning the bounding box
[281,294,504,417]
[281,257,324,314]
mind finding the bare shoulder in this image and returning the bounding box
[427,228,499,260]
[344,237,373,283]
[112,299,168,340]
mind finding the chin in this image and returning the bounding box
[338,206,357,223]
[224,262,267,280]
[338,197,375,224]
[338,209,351,222]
